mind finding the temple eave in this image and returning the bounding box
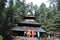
[11,27,46,32]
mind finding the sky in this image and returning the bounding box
[26,0,49,7]
[5,0,50,7]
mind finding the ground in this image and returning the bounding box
[0,36,59,40]
[55,38,60,40]
[13,36,60,40]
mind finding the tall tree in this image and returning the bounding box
[0,0,14,40]
[57,0,60,10]
[14,0,26,21]
[0,0,7,29]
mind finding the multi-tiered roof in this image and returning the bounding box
[11,13,46,32]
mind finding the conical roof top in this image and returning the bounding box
[24,12,35,19]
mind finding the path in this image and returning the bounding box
[55,38,59,40]
[13,36,60,40]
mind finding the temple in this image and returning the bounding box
[11,12,46,37]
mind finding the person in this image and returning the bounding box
[37,31,40,40]
[48,34,50,40]
[31,30,36,38]
[50,32,54,40]
[26,29,31,37]
[53,31,56,40]
[50,32,53,38]
[24,32,26,37]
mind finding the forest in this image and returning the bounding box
[0,0,60,40]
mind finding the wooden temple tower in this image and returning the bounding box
[11,13,46,37]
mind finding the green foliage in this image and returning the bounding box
[0,36,3,40]
[0,0,60,39]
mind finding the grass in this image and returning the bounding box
[0,36,3,40]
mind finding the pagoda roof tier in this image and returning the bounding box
[24,16,35,19]
[18,19,41,27]
[18,23,41,27]
[11,27,46,32]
